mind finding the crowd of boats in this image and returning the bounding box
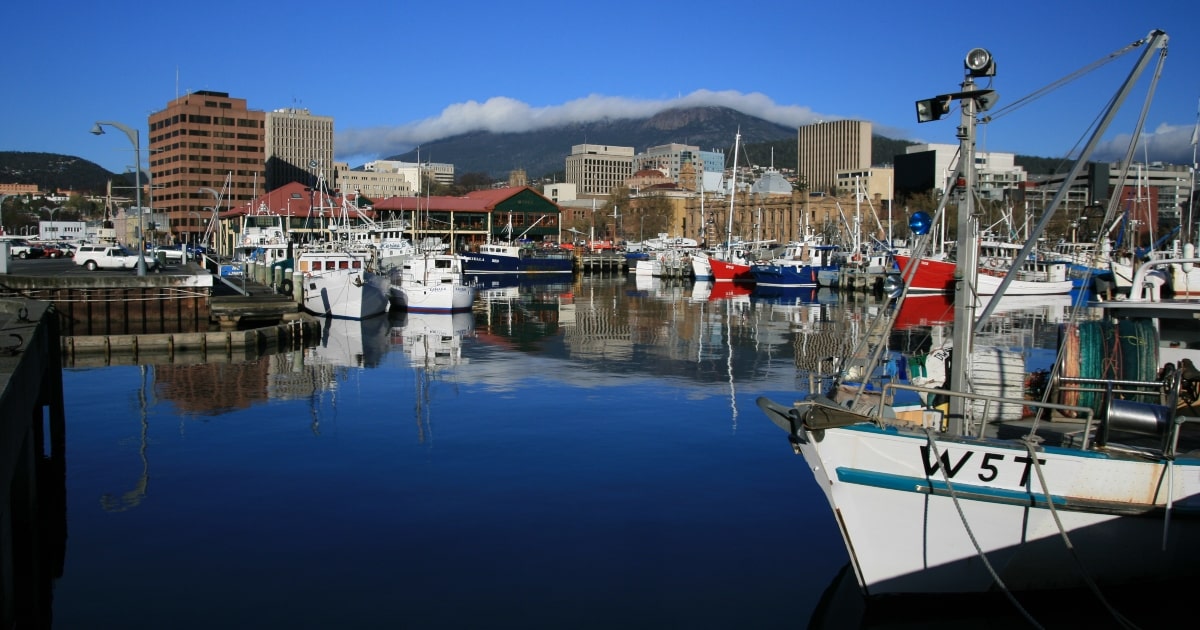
[231,196,577,320]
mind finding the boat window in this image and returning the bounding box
[352,261,361,269]
[340,260,350,269]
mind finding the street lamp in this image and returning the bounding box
[92,120,147,276]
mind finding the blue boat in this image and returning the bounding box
[461,242,574,275]
[748,241,839,287]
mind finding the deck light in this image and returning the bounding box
[965,47,995,77]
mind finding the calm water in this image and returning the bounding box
[50,276,1164,628]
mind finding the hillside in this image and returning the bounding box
[383,106,799,180]
[0,151,128,194]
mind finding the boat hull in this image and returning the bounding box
[749,262,836,287]
[460,250,574,274]
[896,255,1074,295]
[760,401,1200,596]
[709,258,754,283]
[301,270,389,319]
[390,284,475,313]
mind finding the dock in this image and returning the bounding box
[0,298,64,627]
[0,258,314,366]
[578,252,629,274]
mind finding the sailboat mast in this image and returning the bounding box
[726,131,740,249]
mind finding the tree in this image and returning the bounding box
[457,172,493,192]
[630,193,673,242]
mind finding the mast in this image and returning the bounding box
[726,130,740,249]
[946,68,984,429]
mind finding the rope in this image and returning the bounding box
[1022,439,1141,629]
[922,429,1044,629]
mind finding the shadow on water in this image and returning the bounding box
[810,563,1199,629]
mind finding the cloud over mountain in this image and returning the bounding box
[336,90,828,162]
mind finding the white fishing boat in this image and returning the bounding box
[388,253,475,313]
[297,248,390,319]
[757,32,1200,603]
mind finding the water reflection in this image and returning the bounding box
[54,275,1085,628]
[139,277,1072,420]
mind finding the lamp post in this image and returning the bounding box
[92,121,146,276]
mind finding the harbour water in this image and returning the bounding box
[48,275,1184,628]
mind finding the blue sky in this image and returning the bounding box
[5,0,1199,175]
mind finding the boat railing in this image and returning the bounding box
[1127,256,1200,302]
[879,382,1096,441]
[881,373,1196,457]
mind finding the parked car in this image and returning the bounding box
[0,237,44,259]
[148,244,186,264]
[187,244,210,257]
[74,244,160,271]
[39,243,69,258]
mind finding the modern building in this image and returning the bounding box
[336,162,415,200]
[147,91,266,244]
[1027,161,1194,241]
[894,143,1025,203]
[565,144,635,197]
[797,120,872,194]
[632,143,726,193]
[362,160,455,193]
[834,166,894,203]
[264,107,335,192]
[542,183,577,203]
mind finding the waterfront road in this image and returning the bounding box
[2,257,204,278]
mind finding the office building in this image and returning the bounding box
[148,91,266,244]
[797,120,872,194]
[565,144,634,196]
[264,107,335,191]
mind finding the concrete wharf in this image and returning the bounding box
[0,298,64,627]
[0,257,316,366]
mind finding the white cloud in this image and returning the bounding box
[1093,122,1199,164]
[335,90,827,162]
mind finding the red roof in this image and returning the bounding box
[372,186,558,214]
[218,181,376,220]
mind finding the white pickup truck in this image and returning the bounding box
[74,244,160,271]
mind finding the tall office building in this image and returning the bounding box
[565,144,635,196]
[265,107,335,192]
[797,120,872,194]
[148,91,266,243]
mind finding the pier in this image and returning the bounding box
[0,298,64,627]
[0,258,314,366]
[578,252,628,274]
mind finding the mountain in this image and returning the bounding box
[382,106,799,180]
[0,151,128,194]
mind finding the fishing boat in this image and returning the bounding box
[707,131,772,284]
[388,253,475,313]
[748,238,839,288]
[894,252,1074,295]
[460,216,574,275]
[460,241,574,275]
[757,32,1200,602]
[297,248,390,319]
